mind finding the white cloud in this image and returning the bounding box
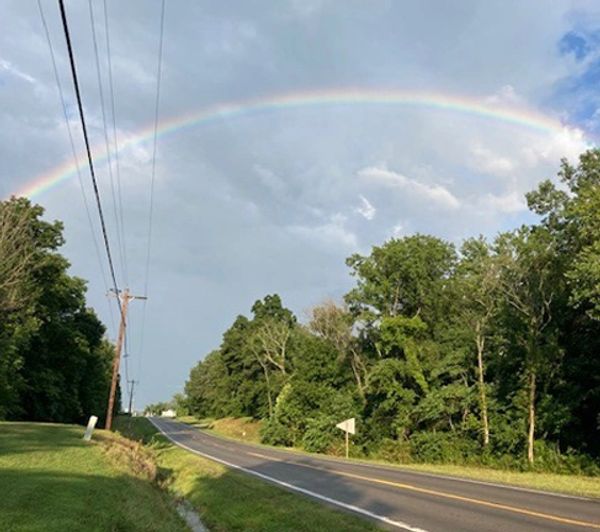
[484,84,525,106]
[254,164,285,193]
[355,194,376,220]
[3,0,600,408]
[358,165,460,209]
[477,190,527,214]
[288,0,329,18]
[288,213,357,250]
[469,144,515,176]
[0,58,36,84]
[521,126,590,167]
[391,222,405,237]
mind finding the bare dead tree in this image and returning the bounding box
[255,318,291,376]
[247,335,274,418]
[309,300,368,398]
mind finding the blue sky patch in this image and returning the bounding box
[559,31,592,61]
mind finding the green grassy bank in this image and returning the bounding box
[0,422,186,532]
[114,416,376,532]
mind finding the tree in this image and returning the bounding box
[0,197,115,423]
[180,153,600,468]
[248,294,295,416]
[526,150,600,456]
[309,300,367,398]
[254,318,291,376]
[345,234,456,325]
[0,198,35,314]
[186,350,235,418]
[454,237,502,447]
[495,227,561,464]
[528,150,600,320]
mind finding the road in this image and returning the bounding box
[149,417,600,531]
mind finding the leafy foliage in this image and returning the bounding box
[0,198,116,424]
[183,150,600,473]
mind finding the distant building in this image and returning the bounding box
[161,409,176,418]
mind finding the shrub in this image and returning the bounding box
[301,416,339,453]
[409,431,479,464]
[372,438,412,464]
[260,418,294,447]
[530,440,600,475]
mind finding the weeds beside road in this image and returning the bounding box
[114,416,377,532]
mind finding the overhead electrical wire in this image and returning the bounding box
[145,0,166,297]
[138,0,166,384]
[57,0,122,316]
[102,0,129,288]
[101,0,134,408]
[88,0,128,290]
[37,0,116,333]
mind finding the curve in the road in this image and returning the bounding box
[149,417,600,532]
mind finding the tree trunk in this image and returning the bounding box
[263,365,273,418]
[475,323,490,447]
[350,350,366,399]
[527,371,536,464]
[255,355,273,418]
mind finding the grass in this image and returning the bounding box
[0,421,186,532]
[177,415,600,499]
[114,416,377,532]
[177,415,262,444]
[375,461,600,498]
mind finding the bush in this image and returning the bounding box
[372,438,412,464]
[260,418,294,447]
[530,440,600,475]
[301,416,339,453]
[409,431,479,464]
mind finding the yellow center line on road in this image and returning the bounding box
[245,451,599,529]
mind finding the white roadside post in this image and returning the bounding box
[83,415,98,442]
[335,417,356,459]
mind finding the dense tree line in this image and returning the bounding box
[184,150,600,473]
[0,197,116,424]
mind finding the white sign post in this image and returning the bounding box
[83,415,98,442]
[335,417,355,458]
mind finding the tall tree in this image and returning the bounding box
[454,237,502,447]
[308,301,368,398]
[345,234,456,325]
[495,227,561,463]
[0,197,115,423]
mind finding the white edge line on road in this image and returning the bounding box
[189,422,594,502]
[149,418,428,532]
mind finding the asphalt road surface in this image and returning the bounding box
[149,417,599,531]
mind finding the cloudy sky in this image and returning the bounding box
[1,1,599,408]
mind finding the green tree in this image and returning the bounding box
[495,227,562,464]
[345,234,456,326]
[0,197,114,423]
[453,237,502,447]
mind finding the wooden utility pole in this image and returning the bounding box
[127,379,139,415]
[105,289,146,430]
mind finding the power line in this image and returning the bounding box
[57,0,121,312]
[36,0,116,333]
[144,0,166,297]
[88,0,128,289]
[138,0,166,385]
[102,0,129,288]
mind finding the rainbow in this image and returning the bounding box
[13,87,586,198]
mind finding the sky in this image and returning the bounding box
[1,0,600,409]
